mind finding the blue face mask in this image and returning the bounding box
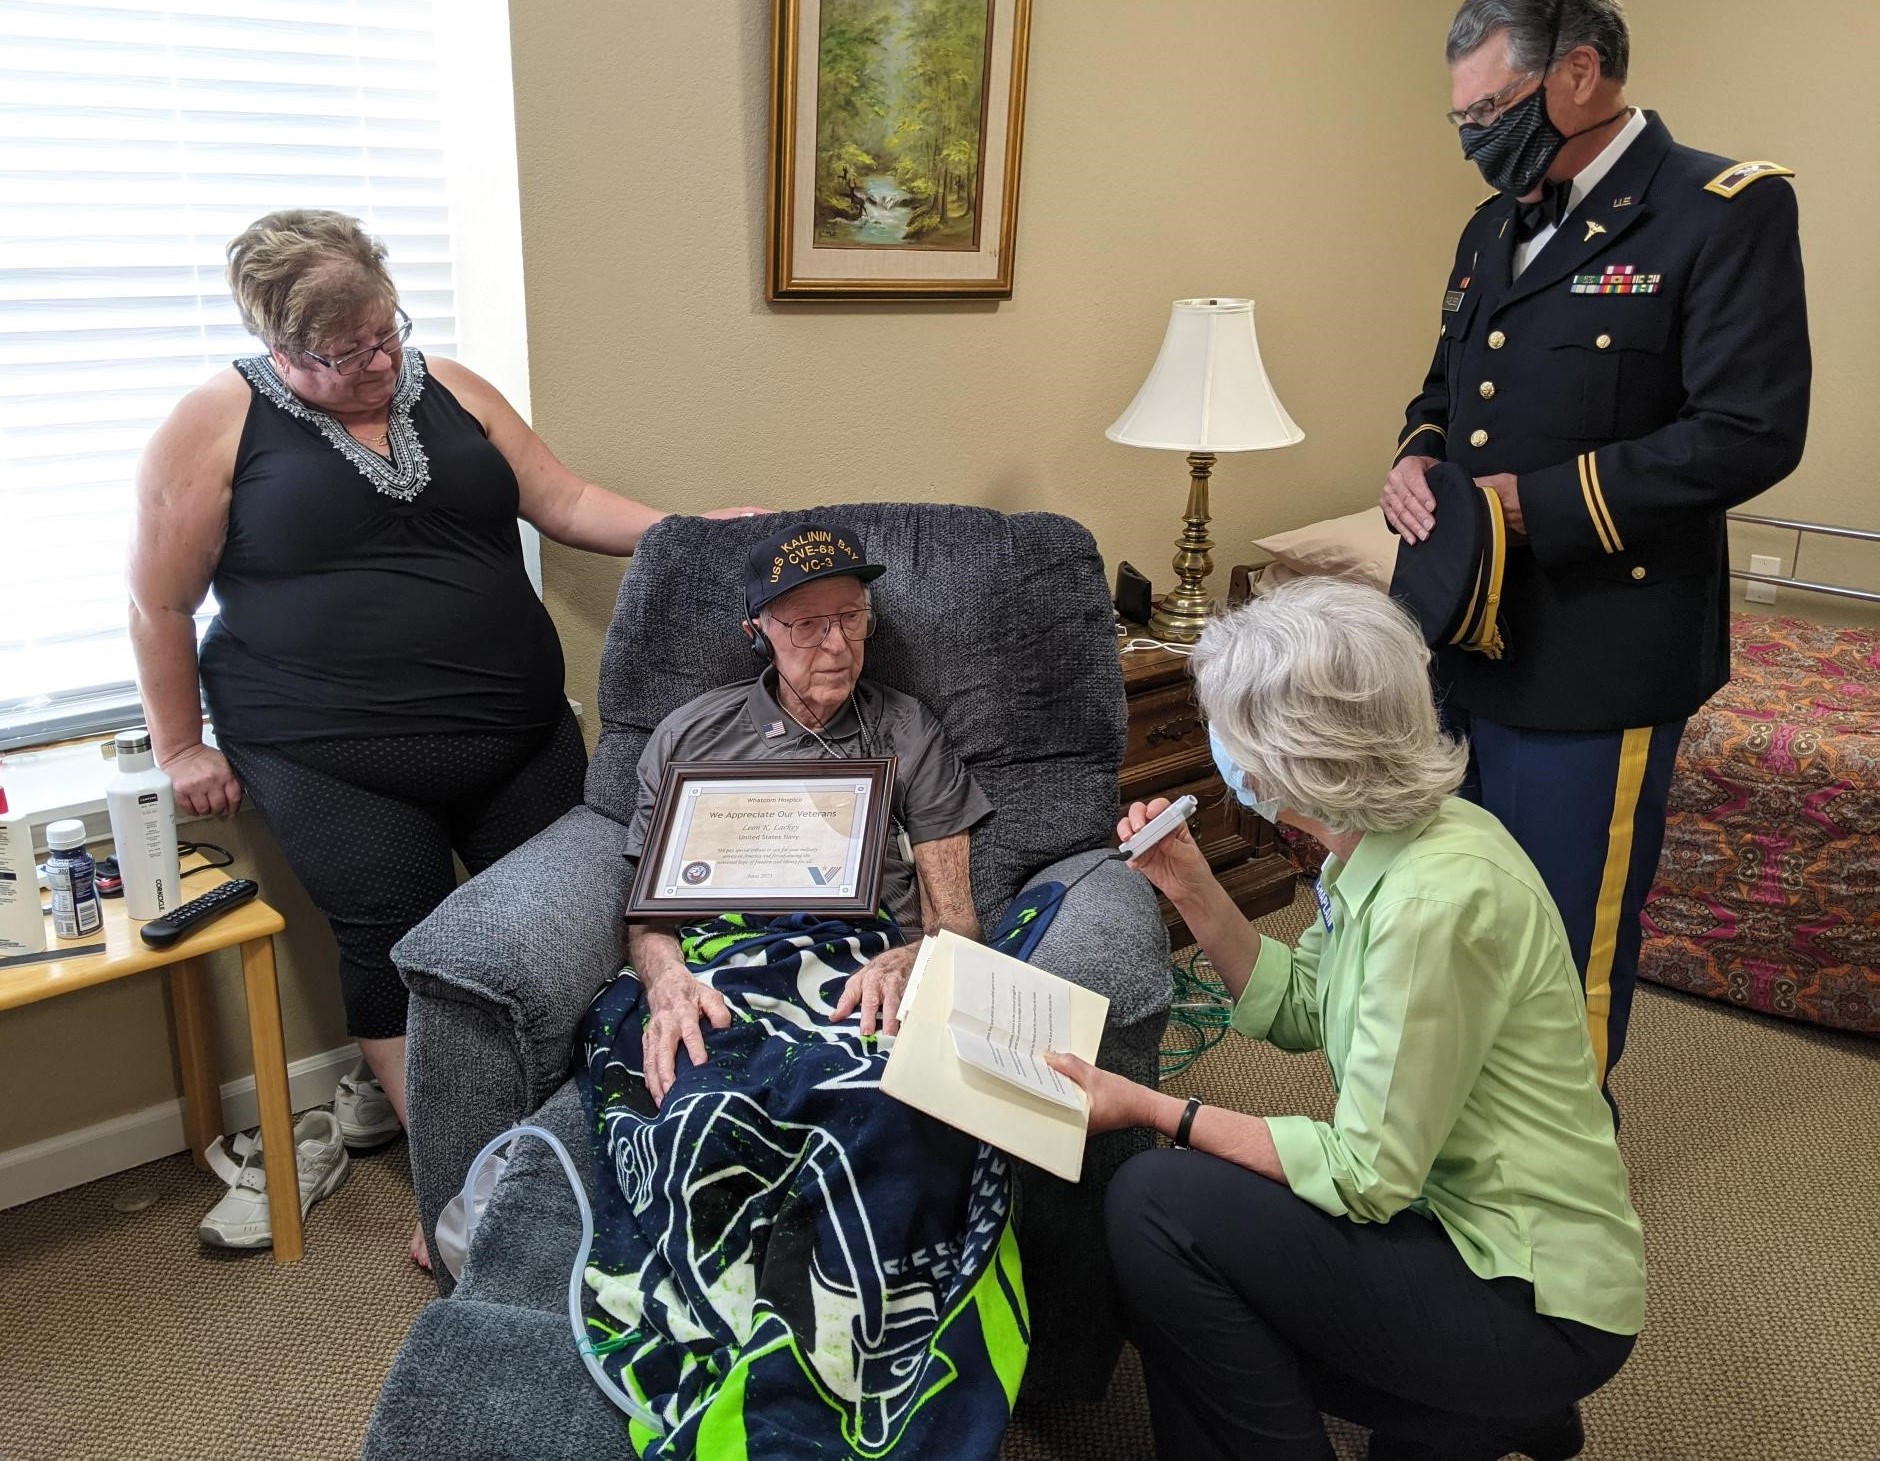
[1208,726,1284,824]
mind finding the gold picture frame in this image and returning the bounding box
[766,0,1032,301]
[625,759,898,921]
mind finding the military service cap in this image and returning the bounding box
[1388,462,1509,660]
[744,521,887,616]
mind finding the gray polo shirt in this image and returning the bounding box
[623,671,993,928]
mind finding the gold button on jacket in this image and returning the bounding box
[1630,565,1646,580]
[1596,333,1613,350]
[1479,381,1496,399]
[1470,429,1489,447]
[1488,330,1506,349]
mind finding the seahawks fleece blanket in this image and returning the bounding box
[576,912,1029,1459]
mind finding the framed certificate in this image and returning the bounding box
[626,759,897,920]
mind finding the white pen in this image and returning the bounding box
[1119,794,1199,861]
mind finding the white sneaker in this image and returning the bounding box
[333,1058,402,1150]
[199,1109,350,1249]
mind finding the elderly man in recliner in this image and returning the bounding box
[625,520,990,1099]
[577,520,1024,1460]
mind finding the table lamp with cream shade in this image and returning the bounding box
[1106,297,1304,643]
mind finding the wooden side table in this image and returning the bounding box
[0,863,304,1261]
[1119,638,1299,946]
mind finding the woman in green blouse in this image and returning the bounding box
[1050,576,1644,1461]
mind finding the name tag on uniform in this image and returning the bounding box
[1442,289,1465,312]
[1314,878,1335,933]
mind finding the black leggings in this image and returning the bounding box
[222,708,587,1039]
[1106,1148,1636,1461]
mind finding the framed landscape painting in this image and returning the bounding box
[767,0,1032,300]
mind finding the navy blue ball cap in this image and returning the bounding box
[1387,461,1508,659]
[744,521,886,617]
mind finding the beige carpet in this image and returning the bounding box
[0,1140,432,1460]
[2,887,1876,1460]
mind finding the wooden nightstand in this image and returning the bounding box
[1119,637,1299,945]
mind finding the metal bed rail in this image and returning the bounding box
[1727,512,1880,606]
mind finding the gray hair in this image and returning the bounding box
[1191,578,1468,836]
[226,209,399,356]
[1446,0,1630,84]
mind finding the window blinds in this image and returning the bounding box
[0,0,463,745]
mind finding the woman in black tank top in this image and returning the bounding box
[127,209,763,1266]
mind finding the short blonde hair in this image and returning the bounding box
[1192,577,1468,834]
[225,209,398,356]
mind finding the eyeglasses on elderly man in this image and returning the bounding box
[764,606,879,647]
[1445,69,1542,128]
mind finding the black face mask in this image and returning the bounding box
[1459,82,1564,197]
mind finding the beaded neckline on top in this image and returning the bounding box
[235,349,432,503]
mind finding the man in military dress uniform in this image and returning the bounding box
[1381,0,1810,1098]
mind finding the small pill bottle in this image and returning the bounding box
[46,819,103,940]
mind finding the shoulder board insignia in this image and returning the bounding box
[1475,191,1500,211]
[1704,160,1795,198]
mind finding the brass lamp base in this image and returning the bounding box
[1146,452,1218,644]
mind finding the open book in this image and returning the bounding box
[881,930,1109,1183]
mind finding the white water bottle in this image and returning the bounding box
[0,785,46,958]
[107,728,182,920]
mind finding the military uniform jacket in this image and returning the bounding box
[1396,112,1810,731]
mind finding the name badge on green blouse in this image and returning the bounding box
[1314,879,1335,933]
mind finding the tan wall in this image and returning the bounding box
[6,0,1868,1155]
[513,0,1484,724]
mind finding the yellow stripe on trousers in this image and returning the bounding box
[1585,727,1652,1082]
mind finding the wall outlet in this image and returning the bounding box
[1745,553,1782,604]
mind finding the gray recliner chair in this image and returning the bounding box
[364,503,1171,1458]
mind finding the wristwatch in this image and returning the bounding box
[1173,1095,1202,1149]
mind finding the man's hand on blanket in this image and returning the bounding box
[831,943,918,1038]
[641,969,733,1106]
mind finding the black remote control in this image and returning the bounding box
[138,879,260,949]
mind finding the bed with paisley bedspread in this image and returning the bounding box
[1639,612,1880,1036]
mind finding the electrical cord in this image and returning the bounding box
[178,840,235,877]
[1055,848,1127,901]
[989,848,1130,954]
[1161,947,1234,1080]
[90,839,236,899]
[1119,636,1194,658]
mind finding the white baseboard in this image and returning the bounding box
[0,1042,360,1211]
